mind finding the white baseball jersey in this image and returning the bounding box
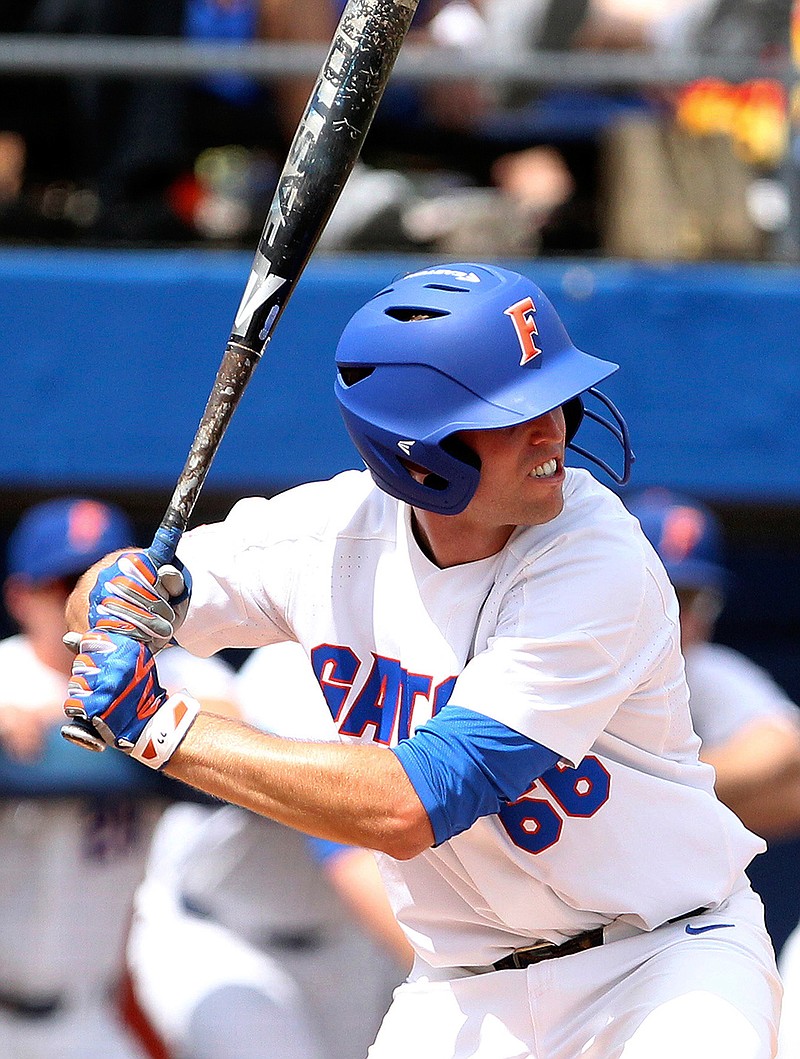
[685,641,800,750]
[128,642,408,1059]
[128,802,408,1059]
[0,634,235,1058]
[176,467,765,972]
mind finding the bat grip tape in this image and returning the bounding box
[148,523,184,568]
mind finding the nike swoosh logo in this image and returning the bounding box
[685,923,736,935]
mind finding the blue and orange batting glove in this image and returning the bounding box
[86,551,192,649]
[64,631,200,769]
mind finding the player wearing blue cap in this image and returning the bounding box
[624,488,800,1059]
[624,488,800,841]
[0,497,238,1059]
[63,265,780,1058]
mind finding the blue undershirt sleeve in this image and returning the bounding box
[306,836,352,865]
[392,703,560,846]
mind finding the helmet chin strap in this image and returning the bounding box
[567,387,635,486]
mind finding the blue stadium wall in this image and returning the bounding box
[1,249,799,501]
[1,249,799,949]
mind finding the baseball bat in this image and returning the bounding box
[62,0,421,752]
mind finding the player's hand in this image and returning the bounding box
[82,551,192,650]
[0,704,55,760]
[63,630,199,768]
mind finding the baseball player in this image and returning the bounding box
[126,641,411,1059]
[0,497,237,1059]
[624,488,800,841]
[621,489,800,1058]
[63,263,781,1058]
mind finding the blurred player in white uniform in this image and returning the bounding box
[623,489,800,1059]
[624,488,800,841]
[0,497,236,1059]
[64,263,782,1059]
[779,921,800,1058]
[127,641,411,1059]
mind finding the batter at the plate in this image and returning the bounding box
[63,262,782,1059]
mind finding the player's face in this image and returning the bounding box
[459,407,567,532]
[410,408,567,567]
[676,587,723,649]
[4,577,76,674]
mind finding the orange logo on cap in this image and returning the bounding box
[661,507,706,563]
[69,501,110,552]
[504,297,542,366]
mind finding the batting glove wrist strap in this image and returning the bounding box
[130,692,201,770]
[64,631,196,767]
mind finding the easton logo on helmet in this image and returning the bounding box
[504,297,542,366]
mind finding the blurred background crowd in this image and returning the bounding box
[1,1,800,1057]
[0,0,797,259]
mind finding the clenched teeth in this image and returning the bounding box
[531,458,558,479]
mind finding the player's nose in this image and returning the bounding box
[523,408,565,444]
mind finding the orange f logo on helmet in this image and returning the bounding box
[504,297,542,366]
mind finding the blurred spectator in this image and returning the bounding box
[127,641,412,1059]
[166,0,336,243]
[590,0,793,258]
[0,0,335,245]
[624,488,800,840]
[316,0,580,255]
[1,0,791,254]
[0,496,238,1059]
[0,133,25,211]
[357,0,793,258]
[636,0,790,56]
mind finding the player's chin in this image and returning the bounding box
[541,493,565,523]
[518,481,565,525]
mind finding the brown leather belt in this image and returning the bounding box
[492,927,605,971]
[491,907,708,972]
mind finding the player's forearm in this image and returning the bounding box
[703,718,800,839]
[166,711,434,859]
[325,848,415,969]
[726,778,800,840]
[711,758,800,839]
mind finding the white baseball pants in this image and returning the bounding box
[369,884,781,1059]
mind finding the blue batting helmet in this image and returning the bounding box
[624,488,727,592]
[335,263,633,514]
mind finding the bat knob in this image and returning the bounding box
[61,721,107,753]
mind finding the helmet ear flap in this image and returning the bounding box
[563,396,584,443]
[412,434,480,495]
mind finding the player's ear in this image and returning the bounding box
[398,457,430,485]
